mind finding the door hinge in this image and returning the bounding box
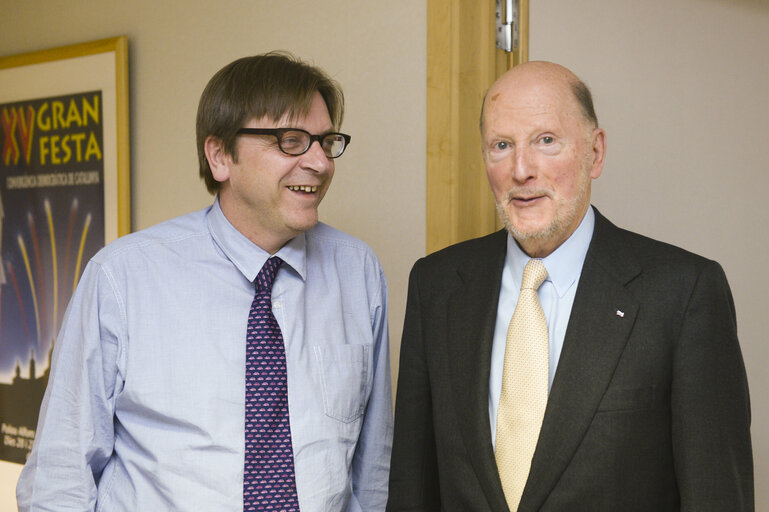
[495,0,518,53]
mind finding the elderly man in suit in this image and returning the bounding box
[386,61,753,511]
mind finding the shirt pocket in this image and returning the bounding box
[313,344,369,423]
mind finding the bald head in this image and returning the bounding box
[481,61,598,134]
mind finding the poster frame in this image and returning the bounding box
[0,36,130,466]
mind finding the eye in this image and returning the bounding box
[279,131,307,150]
[322,134,340,149]
[539,136,555,144]
[493,141,511,151]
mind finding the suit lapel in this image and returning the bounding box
[519,211,642,511]
[445,230,511,511]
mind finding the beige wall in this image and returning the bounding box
[0,1,426,508]
[1,0,767,509]
[529,0,769,508]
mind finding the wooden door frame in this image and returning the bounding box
[426,0,528,254]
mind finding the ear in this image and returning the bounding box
[204,135,233,183]
[589,127,606,179]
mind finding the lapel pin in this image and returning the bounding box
[616,309,625,318]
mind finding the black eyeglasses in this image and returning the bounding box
[236,128,351,158]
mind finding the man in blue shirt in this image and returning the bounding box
[17,52,392,511]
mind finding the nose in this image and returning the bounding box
[302,139,334,173]
[510,146,536,184]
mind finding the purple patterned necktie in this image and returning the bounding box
[243,256,300,511]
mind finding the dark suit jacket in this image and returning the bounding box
[387,209,753,512]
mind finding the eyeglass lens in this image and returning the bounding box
[279,130,346,158]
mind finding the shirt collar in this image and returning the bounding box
[506,206,595,298]
[206,198,308,282]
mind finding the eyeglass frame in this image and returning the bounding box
[235,127,351,158]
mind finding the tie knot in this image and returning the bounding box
[521,259,548,291]
[255,256,283,292]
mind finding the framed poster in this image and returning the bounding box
[0,36,130,465]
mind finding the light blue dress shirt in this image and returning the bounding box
[16,200,393,511]
[489,207,595,447]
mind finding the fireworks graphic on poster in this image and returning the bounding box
[2,198,92,356]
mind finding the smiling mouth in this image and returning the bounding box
[511,195,544,205]
[287,185,318,193]
[506,188,550,205]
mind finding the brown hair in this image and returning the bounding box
[196,51,344,194]
[570,79,598,128]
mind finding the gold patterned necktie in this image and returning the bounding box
[495,258,549,510]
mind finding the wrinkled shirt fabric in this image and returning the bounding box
[17,200,393,511]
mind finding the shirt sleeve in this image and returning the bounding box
[350,264,393,511]
[16,259,124,511]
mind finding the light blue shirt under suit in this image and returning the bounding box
[489,207,595,446]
